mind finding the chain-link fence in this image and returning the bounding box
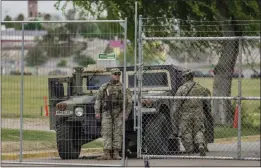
[1,19,128,166]
[136,15,260,160]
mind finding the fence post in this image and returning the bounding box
[121,17,128,166]
[133,1,138,131]
[237,38,243,159]
[137,14,143,158]
[19,22,25,162]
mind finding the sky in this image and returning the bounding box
[1,0,73,20]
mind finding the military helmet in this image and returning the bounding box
[182,69,193,77]
[110,68,121,75]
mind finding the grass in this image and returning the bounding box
[1,128,103,153]
[199,63,260,69]
[214,125,260,139]
[1,127,259,153]
[2,75,260,118]
[195,77,260,127]
[2,128,55,141]
[4,127,259,143]
[2,75,49,118]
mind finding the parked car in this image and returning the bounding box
[251,72,261,78]
[10,70,32,75]
[48,69,67,76]
[232,73,244,78]
[193,70,214,78]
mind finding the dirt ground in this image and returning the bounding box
[1,118,51,131]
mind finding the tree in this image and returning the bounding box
[56,0,260,124]
[44,14,52,21]
[14,13,25,30]
[73,53,96,67]
[25,47,48,66]
[16,13,24,21]
[57,59,67,67]
[3,15,13,28]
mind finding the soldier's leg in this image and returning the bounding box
[97,112,113,160]
[194,117,206,156]
[112,110,123,160]
[180,119,194,153]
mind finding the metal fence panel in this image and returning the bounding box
[137,16,260,161]
[1,19,128,167]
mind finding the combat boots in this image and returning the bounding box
[97,149,112,160]
[199,143,206,156]
[113,150,122,160]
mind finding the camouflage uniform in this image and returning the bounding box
[171,70,210,156]
[94,68,132,160]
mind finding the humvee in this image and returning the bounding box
[48,64,214,159]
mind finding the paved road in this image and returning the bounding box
[2,157,260,167]
[2,141,260,167]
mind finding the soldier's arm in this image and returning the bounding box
[94,87,103,115]
[125,88,133,118]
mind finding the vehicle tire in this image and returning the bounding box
[120,132,137,158]
[56,121,82,159]
[143,113,170,155]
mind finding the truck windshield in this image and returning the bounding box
[86,75,111,90]
[128,72,168,88]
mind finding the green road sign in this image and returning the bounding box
[98,53,116,60]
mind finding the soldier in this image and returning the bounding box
[94,68,132,160]
[171,69,211,156]
[194,86,213,153]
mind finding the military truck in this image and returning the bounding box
[48,64,214,159]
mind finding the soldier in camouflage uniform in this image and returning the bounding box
[171,69,211,156]
[94,68,132,160]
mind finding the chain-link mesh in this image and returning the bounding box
[137,17,260,160]
[1,20,128,166]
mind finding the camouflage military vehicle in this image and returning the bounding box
[48,64,214,159]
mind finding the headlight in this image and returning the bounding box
[75,107,84,117]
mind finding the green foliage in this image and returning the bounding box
[117,41,167,65]
[117,44,135,65]
[73,53,96,67]
[15,13,25,21]
[3,15,13,28]
[44,14,52,20]
[25,47,48,66]
[55,0,260,62]
[13,13,25,30]
[214,125,260,139]
[24,21,44,30]
[231,101,259,129]
[57,59,67,67]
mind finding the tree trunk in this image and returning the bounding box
[213,0,241,125]
[213,40,239,124]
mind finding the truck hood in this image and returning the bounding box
[132,90,169,101]
[61,95,96,105]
